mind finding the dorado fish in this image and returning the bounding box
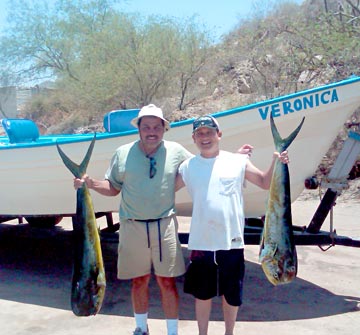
[57,135,106,316]
[259,115,305,285]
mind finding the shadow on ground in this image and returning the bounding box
[0,223,359,321]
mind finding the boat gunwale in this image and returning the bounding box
[1,75,359,150]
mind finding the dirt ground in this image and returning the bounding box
[0,193,359,335]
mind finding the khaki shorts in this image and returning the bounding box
[117,215,185,279]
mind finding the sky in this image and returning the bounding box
[0,0,304,40]
[120,0,256,39]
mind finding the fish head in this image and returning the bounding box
[261,257,282,285]
[280,254,298,283]
[261,254,297,285]
[71,267,106,316]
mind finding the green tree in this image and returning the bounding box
[174,17,213,110]
[0,0,121,85]
[0,0,213,126]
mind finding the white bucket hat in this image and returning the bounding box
[131,104,170,131]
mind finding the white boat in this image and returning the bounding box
[1,76,360,224]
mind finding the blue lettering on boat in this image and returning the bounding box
[258,89,339,120]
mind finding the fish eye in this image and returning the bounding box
[269,270,279,280]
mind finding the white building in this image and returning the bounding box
[0,84,53,118]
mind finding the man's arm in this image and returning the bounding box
[175,172,185,192]
[74,174,120,196]
[245,151,289,190]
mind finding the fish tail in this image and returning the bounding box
[56,134,96,178]
[270,114,305,152]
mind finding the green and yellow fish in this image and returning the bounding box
[259,115,305,285]
[57,135,106,316]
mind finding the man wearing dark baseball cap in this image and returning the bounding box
[192,115,220,133]
[176,114,290,335]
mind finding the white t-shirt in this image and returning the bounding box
[179,151,248,251]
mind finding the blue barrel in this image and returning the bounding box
[103,109,140,133]
[1,118,39,143]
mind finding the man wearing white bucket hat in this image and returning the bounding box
[130,104,171,131]
[74,104,192,335]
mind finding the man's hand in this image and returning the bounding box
[237,144,254,156]
[274,150,289,164]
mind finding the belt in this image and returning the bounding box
[133,218,161,222]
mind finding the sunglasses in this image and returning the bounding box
[148,156,157,179]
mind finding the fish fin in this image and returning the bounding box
[271,244,278,257]
[270,114,305,152]
[293,247,298,276]
[79,134,96,175]
[259,232,265,254]
[56,134,96,178]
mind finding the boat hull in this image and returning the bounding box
[1,77,360,218]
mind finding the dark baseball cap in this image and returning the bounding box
[192,115,220,133]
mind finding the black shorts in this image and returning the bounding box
[184,248,245,306]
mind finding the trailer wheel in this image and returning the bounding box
[25,216,63,228]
